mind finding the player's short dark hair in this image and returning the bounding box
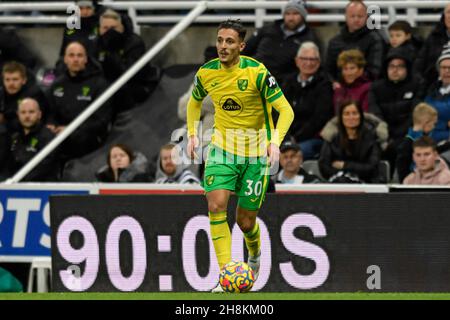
[413,136,437,152]
[218,19,246,41]
[388,20,412,34]
[2,61,27,78]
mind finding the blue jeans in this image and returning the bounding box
[299,139,323,160]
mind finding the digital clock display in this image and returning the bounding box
[51,194,330,292]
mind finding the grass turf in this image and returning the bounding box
[1,292,450,300]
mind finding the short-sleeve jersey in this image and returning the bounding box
[189,56,286,157]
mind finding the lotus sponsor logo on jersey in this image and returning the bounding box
[222,99,241,111]
[220,94,244,117]
[237,79,248,91]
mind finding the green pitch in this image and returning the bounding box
[1,293,450,300]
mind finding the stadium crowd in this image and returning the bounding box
[1,0,450,186]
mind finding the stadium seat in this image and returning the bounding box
[302,160,324,180]
[27,257,51,293]
[378,160,391,183]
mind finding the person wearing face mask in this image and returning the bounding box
[59,0,100,58]
[96,9,159,112]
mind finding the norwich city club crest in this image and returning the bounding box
[206,175,215,186]
[237,79,248,91]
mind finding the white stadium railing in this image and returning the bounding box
[0,1,447,27]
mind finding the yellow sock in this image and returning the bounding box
[209,211,231,269]
[244,222,261,258]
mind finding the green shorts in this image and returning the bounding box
[203,144,270,211]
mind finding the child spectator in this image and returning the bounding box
[387,20,421,61]
[396,102,439,182]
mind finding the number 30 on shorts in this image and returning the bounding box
[245,180,263,196]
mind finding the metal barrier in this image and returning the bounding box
[0,1,447,27]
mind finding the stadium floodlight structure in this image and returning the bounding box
[4,1,208,184]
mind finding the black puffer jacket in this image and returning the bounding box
[325,25,387,80]
[282,70,334,142]
[318,126,382,183]
[369,47,425,142]
[243,19,321,84]
[8,123,58,181]
[96,13,159,103]
[413,12,450,91]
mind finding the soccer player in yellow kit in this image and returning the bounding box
[187,20,294,292]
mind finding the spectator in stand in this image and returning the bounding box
[325,0,386,82]
[96,9,159,111]
[0,27,38,71]
[387,20,422,62]
[414,3,450,92]
[95,143,152,182]
[333,49,371,112]
[369,47,425,173]
[155,143,200,184]
[403,136,450,185]
[8,98,58,181]
[242,0,321,84]
[424,47,450,143]
[59,0,100,59]
[318,100,382,183]
[282,41,334,160]
[0,61,48,134]
[396,102,439,183]
[275,139,321,184]
[46,41,112,160]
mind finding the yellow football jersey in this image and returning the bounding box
[187,56,293,157]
